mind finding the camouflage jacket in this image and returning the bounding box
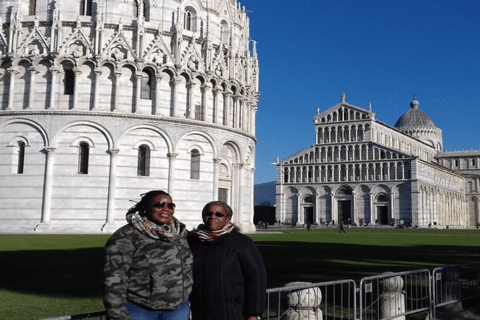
[102,224,193,320]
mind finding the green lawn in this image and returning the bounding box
[1,228,480,320]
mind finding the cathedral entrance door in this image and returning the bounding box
[304,207,313,225]
[377,206,389,225]
[338,200,351,224]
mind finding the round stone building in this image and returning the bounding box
[0,0,259,233]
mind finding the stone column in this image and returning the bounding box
[105,149,120,224]
[170,77,181,117]
[213,158,221,200]
[154,73,162,115]
[224,91,232,126]
[72,67,82,110]
[40,147,56,223]
[252,106,258,135]
[167,153,178,198]
[370,192,375,224]
[135,71,143,113]
[92,68,102,110]
[390,191,395,225]
[201,82,211,121]
[351,191,356,224]
[27,67,39,109]
[380,274,406,320]
[6,67,19,110]
[232,163,242,225]
[49,67,60,110]
[187,81,195,119]
[212,87,220,123]
[113,70,122,111]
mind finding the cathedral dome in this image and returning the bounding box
[394,98,437,129]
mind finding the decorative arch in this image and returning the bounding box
[179,130,217,158]
[52,121,113,149]
[1,119,48,146]
[120,124,172,152]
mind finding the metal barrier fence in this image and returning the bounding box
[40,263,480,320]
[265,280,357,320]
[431,263,480,319]
[358,269,431,320]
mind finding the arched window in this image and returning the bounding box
[78,142,89,174]
[134,0,148,20]
[29,0,36,15]
[137,145,151,176]
[184,11,192,30]
[17,141,26,174]
[220,20,229,43]
[190,149,200,179]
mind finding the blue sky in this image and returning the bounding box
[239,0,480,184]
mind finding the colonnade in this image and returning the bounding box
[317,106,369,123]
[316,124,368,144]
[283,161,409,184]
[418,187,467,227]
[292,144,407,164]
[2,62,257,135]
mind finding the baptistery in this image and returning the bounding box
[0,0,259,233]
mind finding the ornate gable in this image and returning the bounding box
[18,18,51,58]
[314,96,374,124]
[59,20,95,59]
[143,30,175,67]
[181,38,205,73]
[102,23,138,62]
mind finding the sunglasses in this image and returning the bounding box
[204,212,226,218]
[152,202,176,210]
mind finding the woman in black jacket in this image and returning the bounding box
[188,201,267,320]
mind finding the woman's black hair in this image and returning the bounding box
[126,190,171,217]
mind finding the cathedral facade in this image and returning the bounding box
[0,0,259,233]
[275,95,480,228]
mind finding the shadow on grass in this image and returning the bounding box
[0,248,104,298]
[257,242,480,288]
[1,242,480,298]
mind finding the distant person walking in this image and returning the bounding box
[339,222,346,233]
[307,221,311,231]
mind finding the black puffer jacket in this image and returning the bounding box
[188,229,267,320]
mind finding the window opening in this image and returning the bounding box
[78,142,89,174]
[29,0,36,15]
[137,145,150,176]
[64,69,75,95]
[190,149,200,179]
[184,11,192,30]
[17,141,26,174]
[80,0,92,15]
[140,70,153,99]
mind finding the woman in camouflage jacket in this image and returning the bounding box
[102,190,193,320]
